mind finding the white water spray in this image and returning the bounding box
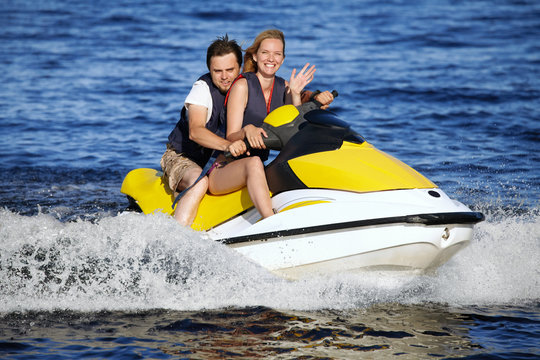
[1,207,538,313]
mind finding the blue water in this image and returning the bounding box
[1,0,539,358]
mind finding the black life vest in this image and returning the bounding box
[242,72,287,127]
[167,73,225,167]
[221,72,287,161]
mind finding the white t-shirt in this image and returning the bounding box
[184,79,213,123]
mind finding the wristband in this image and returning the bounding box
[309,90,321,101]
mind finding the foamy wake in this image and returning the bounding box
[0,207,538,312]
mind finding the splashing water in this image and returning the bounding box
[1,207,538,313]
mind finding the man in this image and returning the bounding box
[161,35,243,226]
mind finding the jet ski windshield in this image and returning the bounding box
[305,109,349,129]
[305,109,365,145]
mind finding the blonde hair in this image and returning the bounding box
[243,29,285,73]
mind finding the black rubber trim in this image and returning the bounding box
[219,211,485,245]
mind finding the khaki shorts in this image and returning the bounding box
[160,144,200,193]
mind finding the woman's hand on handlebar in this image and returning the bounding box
[244,124,267,149]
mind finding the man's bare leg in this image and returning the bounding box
[174,167,209,226]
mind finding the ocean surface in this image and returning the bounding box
[1,0,539,358]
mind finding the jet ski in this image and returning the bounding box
[121,98,484,279]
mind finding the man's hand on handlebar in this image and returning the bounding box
[314,91,335,110]
[227,139,248,158]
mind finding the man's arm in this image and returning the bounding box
[301,90,334,110]
[187,104,230,151]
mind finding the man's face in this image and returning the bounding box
[209,52,240,93]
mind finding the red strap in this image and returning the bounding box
[223,74,244,107]
[265,77,275,114]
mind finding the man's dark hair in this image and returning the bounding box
[206,34,243,70]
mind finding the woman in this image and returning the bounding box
[207,30,332,220]
[226,29,327,151]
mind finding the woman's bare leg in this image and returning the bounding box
[208,157,273,218]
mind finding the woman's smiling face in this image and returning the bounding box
[253,38,285,77]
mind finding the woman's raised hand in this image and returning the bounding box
[289,63,316,96]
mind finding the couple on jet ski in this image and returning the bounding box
[162,29,334,226]
[123,31,485,275]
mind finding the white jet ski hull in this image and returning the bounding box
[207,188,480,279]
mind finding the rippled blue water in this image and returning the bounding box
[1,0,539,358]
